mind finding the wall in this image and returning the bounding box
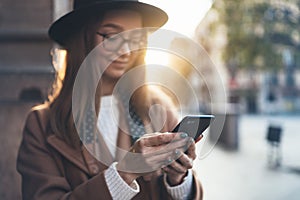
[0,1,54,199]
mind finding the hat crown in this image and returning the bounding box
[50,0,168,46]
[74,0,139,9]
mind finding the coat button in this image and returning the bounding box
[90,164,99,174]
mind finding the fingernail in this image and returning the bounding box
[187,137,194,144]
[174,149,180,156]
[166,157,173,164]
[180,132,188,138]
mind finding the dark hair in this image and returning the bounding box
[48,12,147,148]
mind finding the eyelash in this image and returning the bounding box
[98,32,118,38]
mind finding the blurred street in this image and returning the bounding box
[194,114,300,200]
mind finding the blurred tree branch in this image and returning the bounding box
[207,0,300,72]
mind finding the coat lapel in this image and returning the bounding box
[47,135,90,174]
[47,133,113,176]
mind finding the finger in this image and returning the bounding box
[149,147,186,169]
[195,134,204,143]
[141,132,175,146]
[177,154,193,169]
[162,166,176,176]
[185,138,196,160]
[131,141,188,171]
[145,146,188,170]
[162,165,186,177]
[138,135,189,157]
[167,160,187,174]
[145,148,181,166]
[151,148,184,168]
[142,132,189,147]
[143,141,187,163]
[149,137,191,157]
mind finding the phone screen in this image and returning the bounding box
[172,115,214,141]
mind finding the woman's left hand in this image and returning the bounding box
[162,135,202,186]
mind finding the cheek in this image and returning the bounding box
[95,48,114,67]
[128,52,141,66]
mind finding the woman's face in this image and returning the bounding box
[95,10,144,81]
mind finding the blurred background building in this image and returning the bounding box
[196,0,300,115]
[0,1,54,103]
[193,1,300,199]
[0,1,60,199]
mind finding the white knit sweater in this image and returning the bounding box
[98,95,193,200]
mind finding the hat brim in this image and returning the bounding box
[48,1,168,46]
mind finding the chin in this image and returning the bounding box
[103,70,125,81]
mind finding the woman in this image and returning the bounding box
[17,0,203,199]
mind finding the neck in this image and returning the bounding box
[99,77,118,96]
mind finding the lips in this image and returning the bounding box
[110,57,129,64]
[113,60,128,64]
[107,59,129,70]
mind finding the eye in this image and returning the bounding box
[97,32,119,40]
[104,33,120,42]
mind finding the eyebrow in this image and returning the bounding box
[98,23,144,38]
[100,23,123,31]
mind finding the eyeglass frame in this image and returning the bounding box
[96,31,147,52]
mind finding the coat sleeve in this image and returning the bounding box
[191,171,204,200]
[16,110,113,200]
[163,102,204,200]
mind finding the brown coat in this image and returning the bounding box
[17,105,203,200]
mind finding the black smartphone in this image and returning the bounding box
[172,115,215,142]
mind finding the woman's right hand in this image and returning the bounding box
[116,132,192,184]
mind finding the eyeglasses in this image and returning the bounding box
[96,31,147,52]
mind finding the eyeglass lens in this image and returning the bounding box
[102,32,146,51]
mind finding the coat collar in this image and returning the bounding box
[47,134,111,176]
[47,135,92,174]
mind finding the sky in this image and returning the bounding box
[141,0,213,37]
[141,0,213,65]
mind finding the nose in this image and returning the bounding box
[117,42,131,56]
